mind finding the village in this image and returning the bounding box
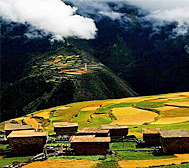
[1,121,189,167]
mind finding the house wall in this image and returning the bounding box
[54,127,78,136]
[143,134,161,146]
[110,129,128,137]
[79,132,109,137]
[9,137,46,155]
[160,137,189,154]
[71,142,109,155]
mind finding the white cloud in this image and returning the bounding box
[99,11,124,20]
[0,0,97,40]
[123,0,189,36]
[69,0,189,36]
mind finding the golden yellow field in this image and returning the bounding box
[165,101,189,107]
[112,107,158,125]
[33,111,50,119]
[155,106,179,111]
[80,106,99,111]
[118,154,189,168]
[22,159,99,168]
[14,117,41,129]
[152,116,189,124]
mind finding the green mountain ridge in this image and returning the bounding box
[1,43,137,122]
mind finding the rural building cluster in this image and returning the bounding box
[2,123,189,157]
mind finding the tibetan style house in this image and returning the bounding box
[78,127,109,137]
[4,123,34,137]
[53,122,78,136]
[70,135,110,155]
[159,129,189,154]
[142,128,162,146]
[7,130,48,155]
[100,124,129,141]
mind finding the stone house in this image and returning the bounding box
[142,128,162,146]
[100,124,129,141]
[159,129,189,154]
[53,122,78,136]
[7,130,48,155]
[70,135,110,155]
[4,123,34,137]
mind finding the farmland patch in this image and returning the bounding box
[111,107,159,125]
[151,117,189,124]
[118,154,189,168]
[165,101,189,107]
[22,159,99,168]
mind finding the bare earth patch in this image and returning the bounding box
[22,159,99,168]
[119,154,189,168]
[112,107,158,125]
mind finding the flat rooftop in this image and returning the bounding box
[142,128,162,134]
[79,127,109,134]
[53,122,78,128]
[160,129,189,138]
[7,130,48,138]
[70,135,111,143]
[100,124,129,130]
[4,124,34,131]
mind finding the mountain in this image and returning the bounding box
[1,2,189,121]
[0,38,137,122]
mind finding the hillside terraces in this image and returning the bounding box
[30,53,102,82]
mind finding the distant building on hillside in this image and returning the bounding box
[53,122,78,136]
[70,135,110,155]
[4,123,34,137]
[100,124,129,141]
[7,130,48,155]
[142,128,162,146]
[78,127,109,137]
[159,129,189,154]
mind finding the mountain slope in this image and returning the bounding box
[1,43,137,122]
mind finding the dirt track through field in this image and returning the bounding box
[22,159,99,168]
[119,154,189,168]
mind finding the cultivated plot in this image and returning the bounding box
[111,107,159,125]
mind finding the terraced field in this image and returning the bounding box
[1,92,189,133]
[111,107,158,125]
[30,53,102,82]
[1,92,189,168]
[119,154,189,168]
[22,159,99,168]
